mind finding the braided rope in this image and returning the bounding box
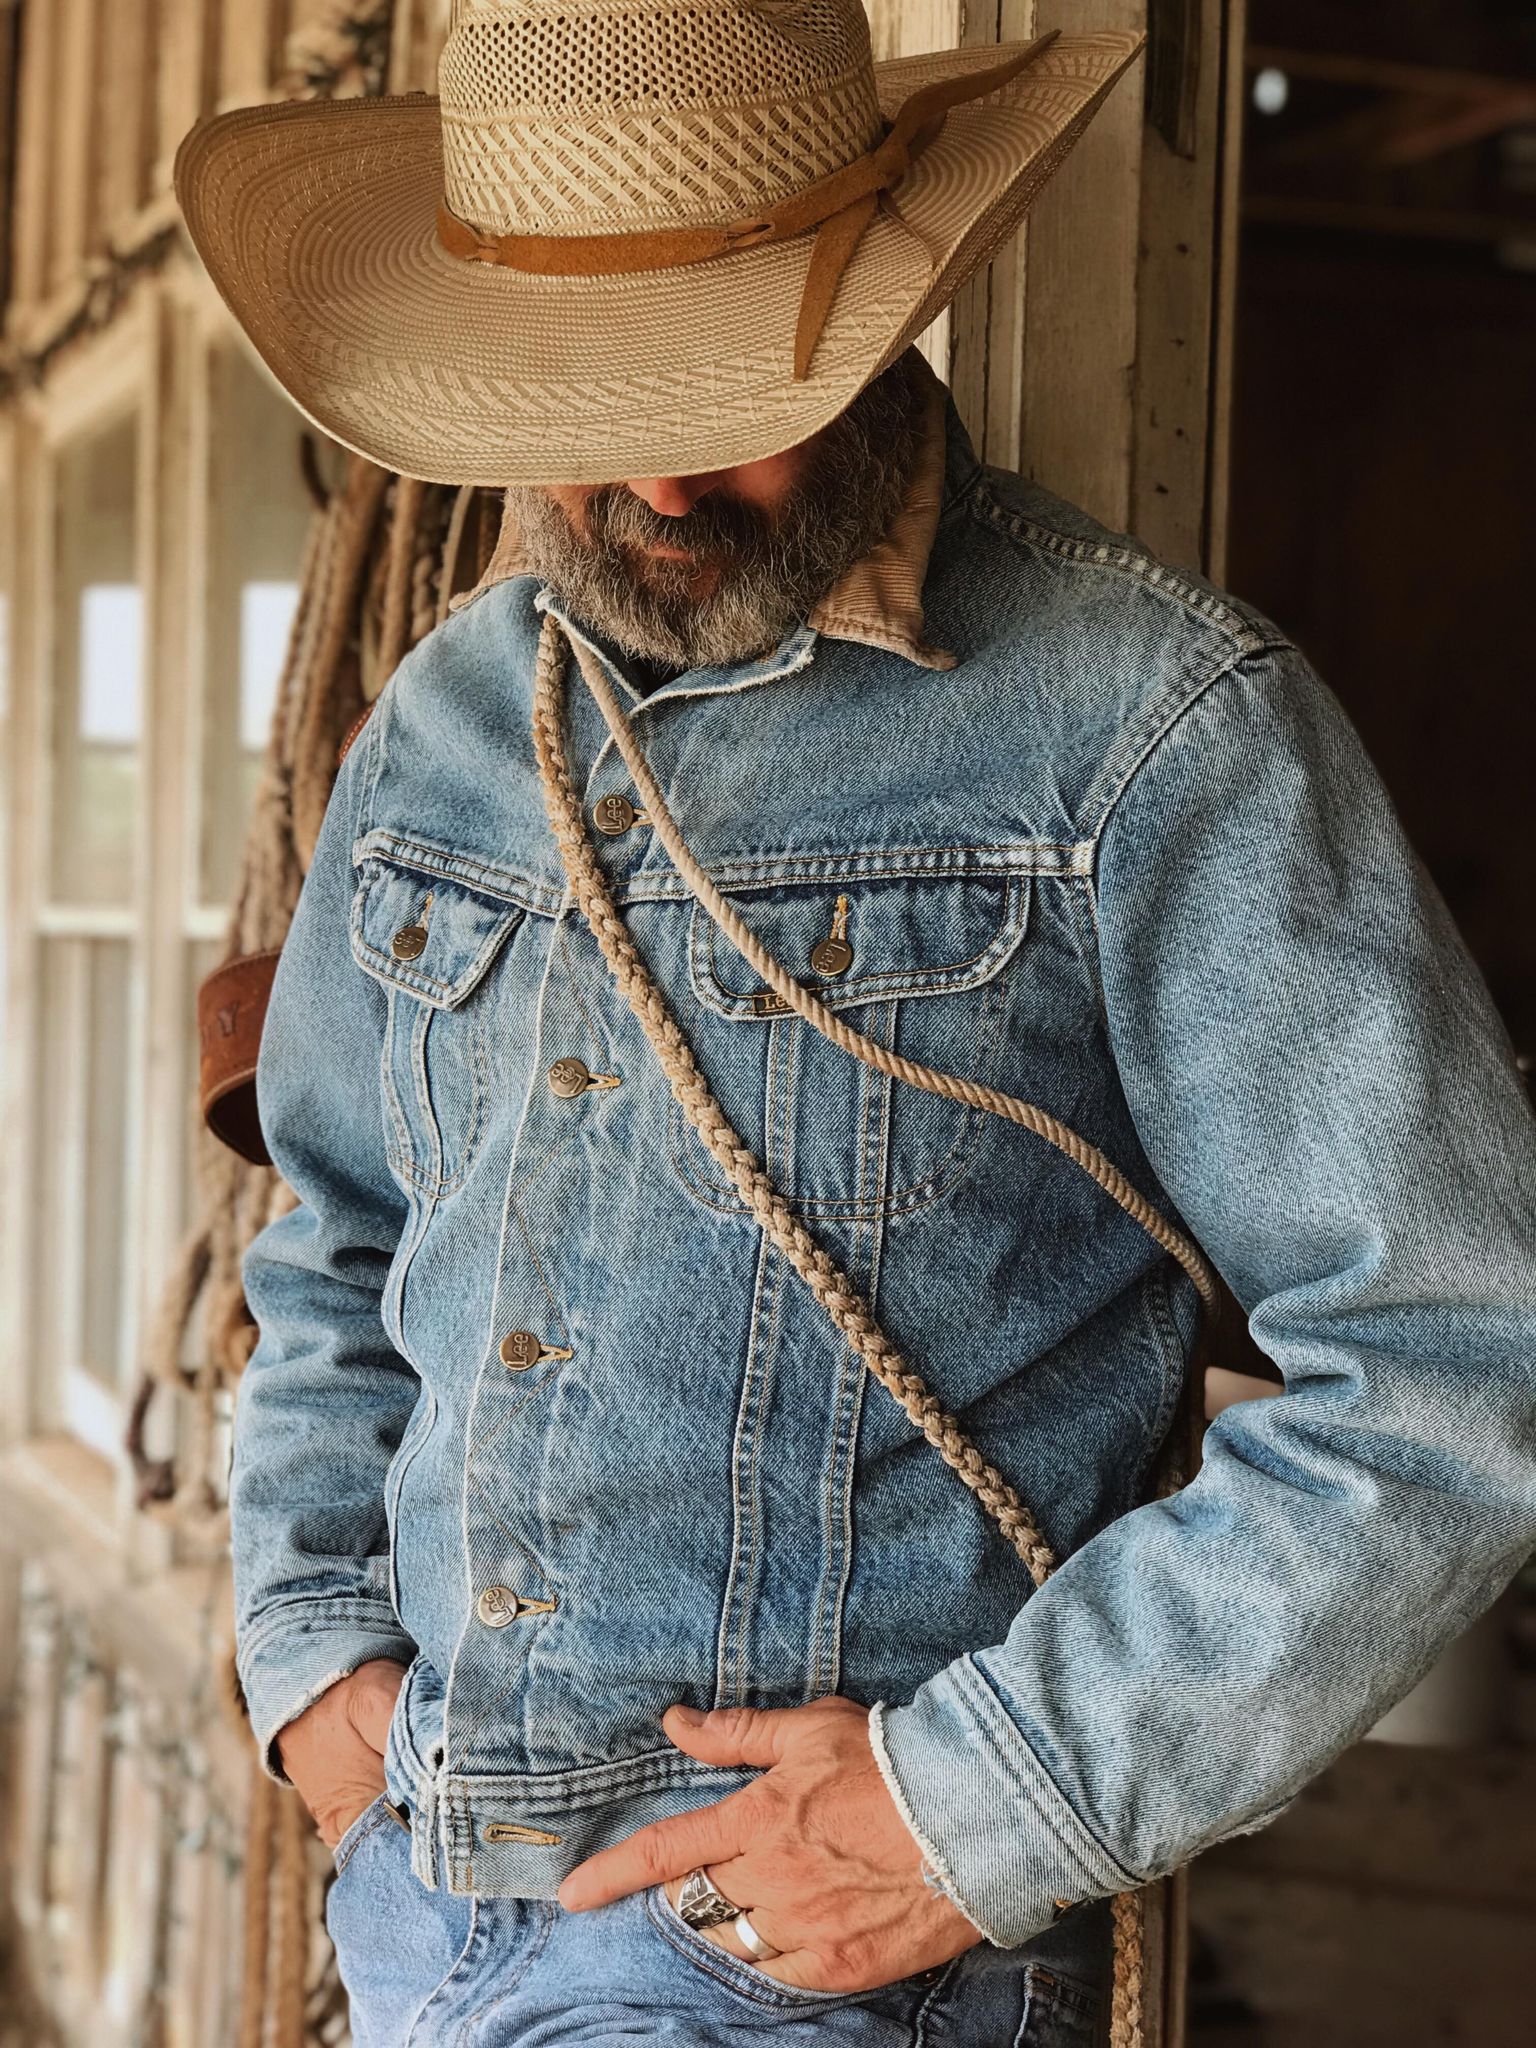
[561,628,1217,1311]
[531,619,1058,1586]
[531,613,1196,2046]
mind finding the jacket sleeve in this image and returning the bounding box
[869,640,1536,1945]
[232,714,419,1782]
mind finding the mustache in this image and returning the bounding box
[583,484,779,565]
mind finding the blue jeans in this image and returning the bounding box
[326,1794,1112,2046]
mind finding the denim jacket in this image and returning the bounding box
[235,377,1536,1952]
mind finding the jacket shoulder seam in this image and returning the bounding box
[1086,640,1295,865]
[968,474,1275,657]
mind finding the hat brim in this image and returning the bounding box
[174,33,1142,486]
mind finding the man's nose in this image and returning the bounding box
[624,475,719,517]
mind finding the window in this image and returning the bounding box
[35,397,145,1458]
[2,301,324,1473]
[196,337,314,911]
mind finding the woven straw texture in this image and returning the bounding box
[174,18,1143,485]
[441,1,886,231]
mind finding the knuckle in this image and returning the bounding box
[710,1706,759,1742]
[828,1935,879,1988]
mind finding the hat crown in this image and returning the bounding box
[439,0,886,237]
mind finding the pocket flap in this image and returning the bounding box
[690,872,1030,1019]
[350,855,525,1009]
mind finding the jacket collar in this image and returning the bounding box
[452,356,958,673]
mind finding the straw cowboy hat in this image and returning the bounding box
[174,2,1142,487]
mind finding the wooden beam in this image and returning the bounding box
[7,0,51,318]
[1247,43,1536,106]
[51,0,98,296]
[1018,2,1148,532]
[1244,190,1536,247]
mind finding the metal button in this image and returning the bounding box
[498,1331,573,1371]
[810,937,853,977]
[593,793,639,835]
[547,1057,620,1101]
[475,1585,558,1628]
[477,1585,521,1628]
[391,924,429,960]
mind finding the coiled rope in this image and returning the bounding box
[531,613,1213,2046]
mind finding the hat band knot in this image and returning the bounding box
[436,31,1060,384]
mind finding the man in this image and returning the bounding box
[176,6,1536,2044]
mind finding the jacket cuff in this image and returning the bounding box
[238,1598,418,1785]
[869,1653,1138,1948]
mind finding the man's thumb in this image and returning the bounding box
[345,1658,409,1756]
[661,1703,792,1767]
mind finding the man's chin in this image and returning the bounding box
[623,548,723,604]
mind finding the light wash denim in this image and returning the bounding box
[236,393,1536,1999]
[325,1789,1109,2045]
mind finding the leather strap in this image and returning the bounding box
[437,32,1060,381]
[198,950,282,1166]
[338,701,376,767]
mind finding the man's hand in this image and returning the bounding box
[275,1658,408,1848]
[557,1696,982,1994]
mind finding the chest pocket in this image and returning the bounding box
[350,852,525,1195]
[674,868,1031,1219]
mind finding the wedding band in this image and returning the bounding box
[732,1910,780,1963]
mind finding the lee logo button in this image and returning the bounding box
[498,1332,574,1371]
[593,793,649,836]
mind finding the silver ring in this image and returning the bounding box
[732,1909,780,1963]
[676,1867,742,1931]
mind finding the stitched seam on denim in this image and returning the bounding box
[436,1750,758,1806]
[403,1895,484,2046]
[355,829,562,917]
[626,846,1088,899]
[868,1702,990,1941]
[445,899,564,1784]
[669,963,1014,1220]
[459,1901,558,2031]
[806,1032,868,1703]
[914,1953,964,2044]
[555,921,622,1067]
[667,1085,991,1221]
[1137,1263,1190,1498]
[971,478,1275,653]
[808,1171,877,1700]
[644,1885,859,2009]
[720,1225,785,1708]
[715,1222,772,1709]
[332,1795,392,1876]
[697,876,1031,1011]
[378,988,415,1178]
[1084,644,1294,854]
[951,1656,1141,1891]
[354,830,1092,912]
[379,1146,429,1360]
[350,868,525,1004]
[386,1385,438,1622]
[240,1597,414,1660]
[408,1000,443,1189]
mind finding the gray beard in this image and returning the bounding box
[508,353,925,672]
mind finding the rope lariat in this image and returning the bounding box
[530,611,1197,2047]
